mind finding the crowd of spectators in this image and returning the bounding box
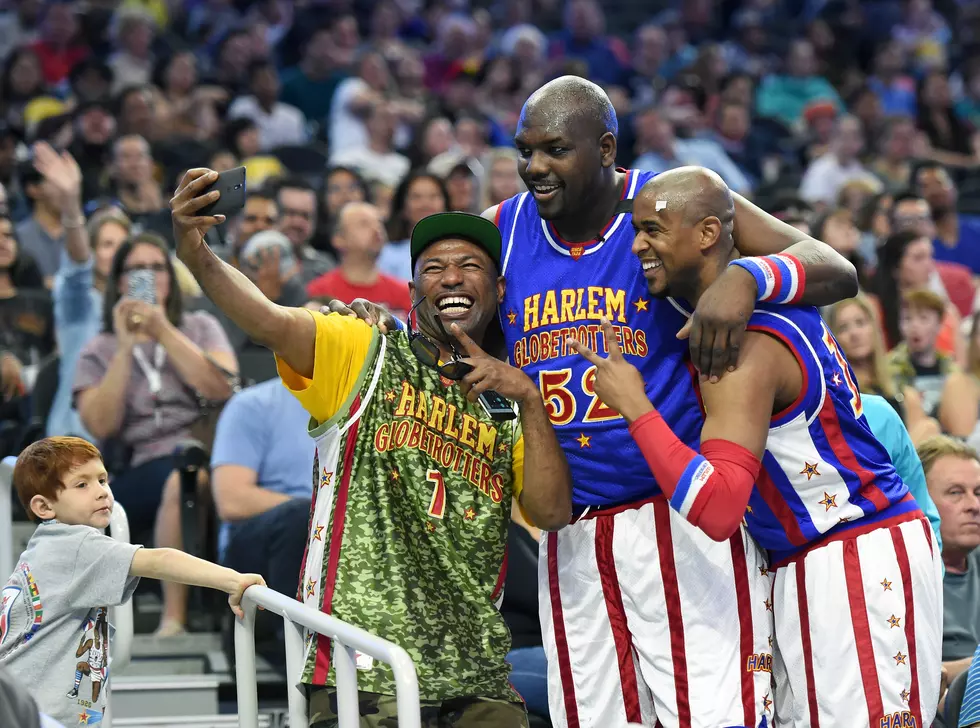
[2,0,980,724]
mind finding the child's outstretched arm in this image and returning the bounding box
[130,548,266,618]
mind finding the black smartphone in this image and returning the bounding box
[478,390,518,422]
[198,166,246,217]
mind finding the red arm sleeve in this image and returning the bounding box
[628,410,763,541]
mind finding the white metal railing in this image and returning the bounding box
[234,585,421,728]
[0,455,133,727]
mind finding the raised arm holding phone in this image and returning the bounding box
[171,168,571,725]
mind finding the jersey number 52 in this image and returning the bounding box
[538,367,620,426]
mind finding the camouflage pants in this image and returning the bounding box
[308,687,529,728]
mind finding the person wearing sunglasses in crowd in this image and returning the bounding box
[169,168,572,728]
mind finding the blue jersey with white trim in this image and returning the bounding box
[740,304,912,557]
[495,169,703,507]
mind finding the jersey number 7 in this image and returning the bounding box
[539,366,620,426]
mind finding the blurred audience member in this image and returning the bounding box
[331,101,410,188]
[73,233,237,636]
[0,212,54,380]
[871,116,917,193]
[15,153,67,284]
[632,106,750,194]
[33,145,130,439]
[482,148,523,208]
[29,2,87,87]
[307,202,411,321]
[109,134,170,241]
[875,229,958,352]
[755,38,840,127]
[800,114,881,208]
[827,295,937,443]
[225,190,279,257]
[107,6,157,95]
[227,60,307,152]
[920,436,980,682]
[916,163,980,276]
[271,177,335,286]
[379,172,449,282]
[152,50,225,142]
[889,288,977,437]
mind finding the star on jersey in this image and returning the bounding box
[759,566,770,577]
[78,711,91,724]
[887,614,902,629]
[576,433,592,448]
[764,598,773,612]
[384,390,396,402]
[507,310,517,325]
[894,651,907,665]
[497,442,509,454]
[320,469,333,489]
[881,578,892,591]
[746,505,754,514]
[831,372,843,386]
[762,694,773,712]
[390,469,400,482]
[901,688,911,702]
[306,578,316,599]
[767,635,773,648]
[818,492,838,511]
[312,524,324,542]
[800,462,820,480]
[425,521,436,533]
[464,507,476,521]
[633,297,649,312]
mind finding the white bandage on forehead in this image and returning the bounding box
[656,201,667,211]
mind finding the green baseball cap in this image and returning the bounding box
[410,211,502,272]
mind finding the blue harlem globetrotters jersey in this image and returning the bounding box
[495,169,702,507]
[731,303,915,563]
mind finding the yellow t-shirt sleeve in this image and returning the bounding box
[511,435,525,502]
[275,311,375,425]
[511,435,538,526]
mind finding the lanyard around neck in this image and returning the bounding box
[132,343,166,396]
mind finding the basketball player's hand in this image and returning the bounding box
[680,264,755,383]
[323,298,398,334]
[567,317,653,424]
[170,168,227,260]
[227,573,267,619]
[451,323,538,403]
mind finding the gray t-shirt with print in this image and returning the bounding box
[0,522,141,726]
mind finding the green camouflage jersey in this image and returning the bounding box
[280,312,524,702]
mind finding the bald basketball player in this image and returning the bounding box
[571,167,942,728]
[485,78,859,728]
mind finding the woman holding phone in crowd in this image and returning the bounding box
[73,232,238,637]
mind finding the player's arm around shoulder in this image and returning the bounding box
[129,548,265,619]
[730,191,858,305]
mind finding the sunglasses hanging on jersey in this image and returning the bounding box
[407,296,474,381]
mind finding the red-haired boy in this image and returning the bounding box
[0,437,265,726]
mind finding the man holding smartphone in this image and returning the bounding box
[170,168,572,727]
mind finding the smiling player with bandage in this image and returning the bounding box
[570,167,943,728]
